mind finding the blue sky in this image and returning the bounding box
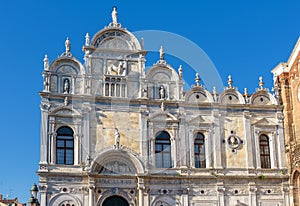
[0,0,299,203]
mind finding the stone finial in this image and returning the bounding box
[112,6,118,24]
[85,33,90,46]
[213,86,218,102]
[160,46,165,60]
[244,88,248,95]
[259,76,264,89]
[195,73,201,86]
[65,37,71,53]
[141,38,144,50]
[178,65,183,79]
[244,88,249,103]
[227,75,233,88]
[43,55,49,71]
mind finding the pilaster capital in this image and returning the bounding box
[40,102,51,112]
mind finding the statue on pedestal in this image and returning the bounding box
[65,37,71,53]
[112,7,118,25]
[114,128,120,149]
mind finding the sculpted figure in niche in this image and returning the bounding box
[63,79,70,94]
[159,85,165,99]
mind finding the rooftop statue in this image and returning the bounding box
[112,7,118,24]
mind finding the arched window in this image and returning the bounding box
[103,195,129,206]
[259,134,271,168]
[56,126,74,165]
[194,132,206,168]
[155,131,171,168]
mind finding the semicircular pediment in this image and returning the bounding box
[99,160,135,175]
[219,89,245,104]
[185,86,214,103]
[91,149,145,174]
[250,89,277,105]
[91,28,141,51]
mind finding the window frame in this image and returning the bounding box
[56,126,74,165]
[155,131,172,168]
[194,132,206,168]
[259,134,271,169]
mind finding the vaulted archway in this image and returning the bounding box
[102,195,129,206]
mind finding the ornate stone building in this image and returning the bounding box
[272,37,300,206]
[38,8,289,206]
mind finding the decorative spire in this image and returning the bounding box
[195,73,201,86]
[244,88,249,103]
[227,75,233,88]
[159,46,165,60]
[259,76,264,89]
[244,88,248,96]
[212,86,218,102]
[43,55,49,71]
[112,6,118,25]
[85,33,90,46]
[141,37,144,50]
[178,65,183,79]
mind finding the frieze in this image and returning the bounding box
[98,179,135,185]
[99,161,134,174]
[192,188,217,196]
[227,188,248,195]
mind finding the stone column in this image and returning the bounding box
[178,112,187,167]
[39,184,48,206]
[50,132,56,164]
[276,113,286,168]
[150,137,155,167]
[249,183,257,206]
[171,132,177,168]
[138,178,145,206]
[40,102,50,164]
[180,189,189,206]
[244,111,254,169]
[283,186,290,206]
[88,180,95,206]
[206,130,212,168]
[217,183,225,206]
[187,130,193,168]
[270,131,278,169]
[140,108,149,162]
[82,104,91,164]
[72,76,75,94]
[254,130,261,169]
[213,109,222,169]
